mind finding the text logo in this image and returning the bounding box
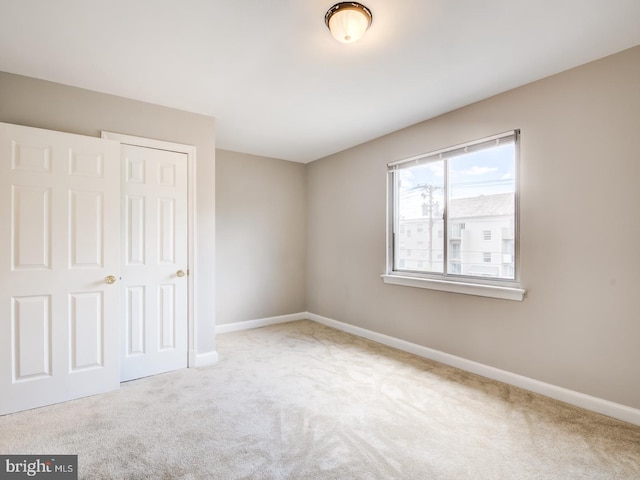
[0,456,77,480]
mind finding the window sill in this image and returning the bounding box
[381,274,526,301]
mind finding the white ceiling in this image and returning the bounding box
[1,1,639,163]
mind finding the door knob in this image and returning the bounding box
[105,275,117,284]
[177,270,186,278]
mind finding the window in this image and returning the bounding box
[450,242,460,260]
[451,223,465,239]
[383,130,525,301]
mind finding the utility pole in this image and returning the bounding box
[420,184,440,270]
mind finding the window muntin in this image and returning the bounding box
[388,131,519,284]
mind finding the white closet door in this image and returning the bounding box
[120,144,188,381]
[0,123,121,415]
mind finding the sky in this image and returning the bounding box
[398,143,516,200]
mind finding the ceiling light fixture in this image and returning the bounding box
[325,2,372,44]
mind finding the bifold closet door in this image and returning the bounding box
[0,122,121,415]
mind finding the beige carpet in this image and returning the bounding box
[1,320,639,479]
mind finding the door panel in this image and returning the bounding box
[127,195,145,265]
[69,190,104,267]
[12,295,52,380]
[126,286,145,356]
[158,197,176,264]
[12,186,51,269]
[69,291,104,370]
[0,122,120,416]
[120,144,188,382]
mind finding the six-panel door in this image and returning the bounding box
[120,144,188,382]
[0,123,121,415]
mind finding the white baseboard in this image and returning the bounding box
[306,312,640,427]
[215,312,307,334]
[189,350,219,368]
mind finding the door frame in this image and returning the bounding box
[101,131,197,369]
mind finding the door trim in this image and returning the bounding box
[101,131,197,368]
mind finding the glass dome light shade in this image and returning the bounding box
[325,3,372,44]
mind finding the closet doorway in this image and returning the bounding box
[0,124,197,416]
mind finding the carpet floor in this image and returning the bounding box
[0,320,639,479]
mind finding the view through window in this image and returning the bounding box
[389,131,519,282]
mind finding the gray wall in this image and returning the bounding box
[4,45,638,410]
[0,72,217,355]
[215,149,306,324]
[306,46,640,409]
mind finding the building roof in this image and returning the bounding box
[450,193,514,218]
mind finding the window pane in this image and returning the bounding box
[395,161,445,273]
[447,143,516,279]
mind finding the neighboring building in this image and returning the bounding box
[397,190,515,279]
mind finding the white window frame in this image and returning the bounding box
[382,130,526,301]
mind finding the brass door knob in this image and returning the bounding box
[105,275,117,285]
[177,270,186,278]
